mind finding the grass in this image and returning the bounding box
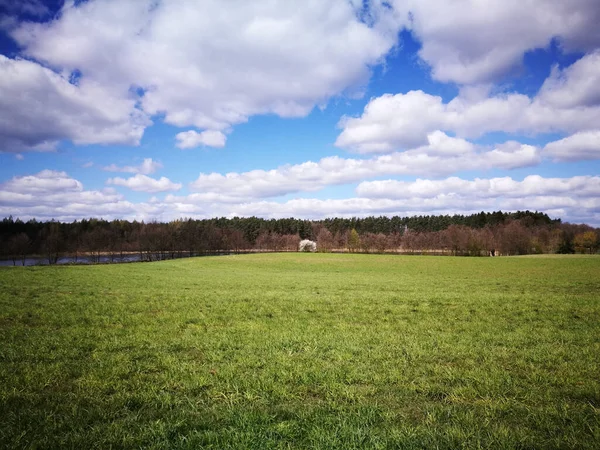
[0,253,599,449]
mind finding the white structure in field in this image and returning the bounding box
[298,239,317,252]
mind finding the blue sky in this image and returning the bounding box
[1,0,599,225]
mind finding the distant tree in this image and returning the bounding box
[545,228,563,254]
[200,223,223,253]
[105,225,122,262]
[574,231,598,254]
[360,232,376,253]
[466,228,487,256]
[298,220,314,240]
[82,228,106,263]
[7,233,30,265]
[281,234,300,251]
[40,223,64,264]
[255,230,274,251]
[497,220,531,255]
[347,229,360,253]
[442,225,470,255]
[0,212,591,261]
[298,239,317,252]
[360,232,388,253]
[479,226,496,256]
[372,233,388,253]
[333,231,347,251]
[401,229,417,253]
[138,222,166,261]
[386,232,402,253]
[557,238,575,254]
[226,229,248,253]
[181,219,199,256]
[422,230,443,253]
[316,228,333,252]
[412,231,433,253]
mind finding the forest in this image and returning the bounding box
[0,211,598,264]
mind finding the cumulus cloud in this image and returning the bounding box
[3,1,600,227]
[357,175,600,199]
[1,170,82,194]
[162,195,492,220]
[0,170,141,221]
[107,174,182,193]
[165,174,600,225]
[103,158,163,175]
[0,56,149,153]
[336,90,446,151]
[537,51,600,108]
[189,134,540,199]
[2,170,599,225]
[336,69,600,154]
[175,130,226,149]
[351,175,600,225]
[8,0,401,148]
[5,0,600,154]
[543,131,600,162]
[392,0,600,84]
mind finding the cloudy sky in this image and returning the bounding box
[1,0,599,225]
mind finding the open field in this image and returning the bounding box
[1,254,599,449]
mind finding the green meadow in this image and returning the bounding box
[1,254,599,449]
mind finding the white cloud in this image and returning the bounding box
[103,158,163,174]
[183,174,600,222]
[391,0,600,84]
[164,173,600,224]
[9,0,401,144]
[175,130,226,149]
[0,56,150,153]
[2,170,599,225]
[189,134,540,199]
[484,142,541,170]
[107,174,182,193]
[1,170,82,194]
[544,131,600,162]
[422,130,475,156]
[357,175,600,199]
[11,0,600,101]
[162,195,492,220]
[5,0,599,154]
[336,90,446,151]
[336,75,600,154]
[537,51,600,108]
[2,1,600,228]
[0,170,142,221]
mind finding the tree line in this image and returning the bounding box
[0,211,598,265]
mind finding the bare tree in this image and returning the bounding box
[316,228,334,252]
[226,229,248,254]
[442,225,470,255]
[255,230,274,252]
[386,232,402,253]
[7,233,30,265]
[333,231,347,252]
[497,220,532,255]
[40,223,64,264]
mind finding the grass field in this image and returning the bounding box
[1,253,599,449]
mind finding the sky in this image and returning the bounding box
[0,0,599,225]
